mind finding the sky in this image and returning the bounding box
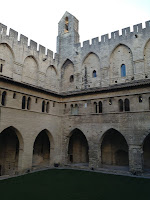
[0,0,150,53]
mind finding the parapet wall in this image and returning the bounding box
[0,16,150,94]
[0,23,60,92]
[0,23,58,61]
[76,20,150,50]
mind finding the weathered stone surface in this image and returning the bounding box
[0,12,150,176]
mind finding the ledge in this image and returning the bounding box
[0,75,150,98]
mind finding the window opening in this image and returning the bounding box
[35,98,38,103]
[139,95,142,103]
[46,102,49,113]
[121,64,126,77]
[119,99,123,112]
[99,101,102,113]
[13,92,16,99]
[27,97,31,110]
[109,99,112,105]
[0,64,3,72]
[94,102,97,113]
[22,96,26,109]
[70,75,74,82]
[53,102,55,107]
[42,101,45,112]
[1,91,6,106]
[92,70,97,78]
[65,17,69,32]
[124,98,130,111]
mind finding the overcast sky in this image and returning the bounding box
[0,0,150,53]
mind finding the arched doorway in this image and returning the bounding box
[68,129,89,165]
[0,127,22,176]
[143,134,150,170]
[101,129,129,167]
[32,130,50,168]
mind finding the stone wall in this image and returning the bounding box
[0,12,150,175]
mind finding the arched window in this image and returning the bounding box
[27,97,31,110]
[94,102,97,113]
[22,96,26,109]
[46,102,49,113]
[74,104,79,115]
[13,92,16,99]
[1,91,6,106]
[92,70,97,78]
[71,104,73,114]
[121,64,126,77]
[70,75,74,82]
[118,99,123,112]
[139,95,142,103]
[0,64,3,72]
[99,101,102,113]
[65,17,69,32]
[42,101,45,112]
[124,98,130,111]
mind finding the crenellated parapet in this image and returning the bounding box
[74,20,150,52]
[0,22,60,92]
[0,23,58,62]
[0,14,150,94]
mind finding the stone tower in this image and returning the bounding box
[57,11,80,59]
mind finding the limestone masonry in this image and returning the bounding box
[0,11,150,176]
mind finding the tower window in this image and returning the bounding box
[121,64,126,77]
[92,70,97,78]
[65,17,69,32]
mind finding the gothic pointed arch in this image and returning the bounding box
[68,128,89,164]
[144,39,150,77]
[22,55,38,85]
[0,43,15,78]
[61,59,75,92]
[0,126,24,175]
[45,65,58,91]
[143,133,150,170]
[110,44,133,84]
[32,129,54,168]
[100,128,129,167]
[82,52,100,88]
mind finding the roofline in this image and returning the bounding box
[0,75,150,98]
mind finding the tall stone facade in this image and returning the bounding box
[0,11,150,176]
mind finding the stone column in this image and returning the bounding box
[129,145,143,174]
[88,141,99,169]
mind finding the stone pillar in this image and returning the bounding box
[129,145,143,174]
[88,141,99,168]
[18,139,34,174]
